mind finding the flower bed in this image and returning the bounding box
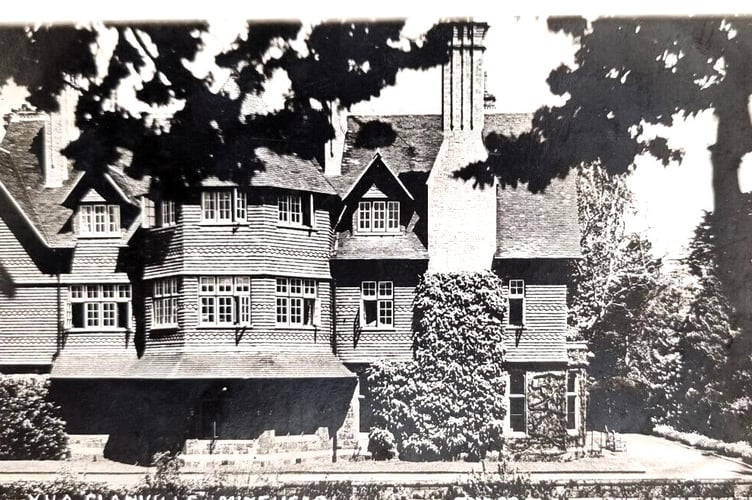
[653,424,752,465]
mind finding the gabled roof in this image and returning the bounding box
[342,152,414,201]
[0,119,76,246]
[332,113,581,260]
[0,117,148,248]
[249,147,336,195]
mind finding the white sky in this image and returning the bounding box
[2,10,752,259]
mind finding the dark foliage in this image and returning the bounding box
[0,375,68,460]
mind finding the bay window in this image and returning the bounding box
[199,276,251,326]
[275,278,319,326]
[153,277,180,328]
[278,192,313,227]
[201,189,246,224]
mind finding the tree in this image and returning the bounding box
[456,17,752,362]
[0,21,450,197]
[570,164,658,377]
[368,272,507,461]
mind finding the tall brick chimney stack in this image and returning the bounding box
[43,85,79,188]
[324,101,347,177]
[427,21,496,273]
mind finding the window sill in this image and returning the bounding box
[359,326,396,332]
[77,234,122,239]
[198,222,248,228]
[66,328,129,333]
[353,231,401,236]
[507,431,528,439]
[277,224,317,232]
[147,225,177,232]
[196,324,253,329]
[274,324,321,330]
[567,428,580,436]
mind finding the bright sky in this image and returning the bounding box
[2,12,751,259]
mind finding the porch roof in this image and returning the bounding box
[50,351,354,380]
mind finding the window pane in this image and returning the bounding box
[235,190,246,221]
[72,303,84,328]
[276,278,288,295]
[202,191,216,221]
[290,297,303,324]
[217,191,232,221]
[358,202,371,231]
[303,279,316,297]
[290,195,302,224]
[102,302,116,327]
[235,277,250,292]
[567,395,577,429]
[200,277,215,293]
[201,297,215,324]
[509,298,524,325]
[276,297,288,323]
[361,281,376,297]
[373,201,385,230]
[378,281,392,298]
[509,397,526,432]
[217,296,233,324]
[289,278,302,296]
[510,372,525,394]
[118,285,131,298]
[217,277,233,293]
[238,295,251,324]
[303,298,315,325]
[363,300,377,326]
[567,372,577,393]
[387,201,399,230]
[86,303,99,327]
[70,286,83,299]
[509,280,525,296]
[101,285,115,298]
[278,195,289,222]
[378,299,393,326]
[86,286,99,299]
[107,205,119,233]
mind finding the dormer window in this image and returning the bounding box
[278,192,313,228]
[79,204,120,236]
[508,279,525,326]
[356,200,399,233]
[201,189,246,224]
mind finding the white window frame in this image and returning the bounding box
[198,276,251,326]
[160,200,177,227]
[152,277,180,328]
[67,284,131,330]
[566,371,580,434]
[79,204,120,236]
[360,280,394,329]
[507,371,527,435]
[278,192,313,228]
[356,200,399,234]
[508,279,525,327]
[201,189,246,224]
[275,278,319,327]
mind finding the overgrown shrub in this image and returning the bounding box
[367,427,396,460]
[368,272,507,461]
[0,375,68,459]
[654,424,752,465]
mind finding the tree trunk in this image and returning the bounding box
[710,84,752,370]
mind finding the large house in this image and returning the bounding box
[0,22,587,462]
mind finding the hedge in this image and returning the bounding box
[654,424,752,465]
[0,375,68,460]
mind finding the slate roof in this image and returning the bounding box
[250,147,336,195]
[496,175,582,259]
[50,351,354,379]
[503,329,568,363]
[0,119,76,246]
[332,113,581,259]
[335,232,428,260]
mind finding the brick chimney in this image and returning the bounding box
[43,86,79,188]
[427,22,496,273]
[324,101,347,177]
